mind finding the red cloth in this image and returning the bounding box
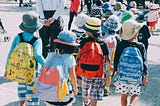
[70,0,81,13]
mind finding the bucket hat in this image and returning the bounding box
[74,13,89,28]
[83,17,101,34]
[120,20,142,40]
[109,0,116,6]
[102,2,114,18]
[54,30,79,46]
[129,1,137,8]
[104,15,122,32]
[19,13,43,33]
[120,11,135,24]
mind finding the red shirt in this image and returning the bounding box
[70,0,81,13]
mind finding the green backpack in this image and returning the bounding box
[6,33,37,84]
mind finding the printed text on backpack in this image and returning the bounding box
[115,46,144,85]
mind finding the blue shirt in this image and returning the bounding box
[6,32,46,73]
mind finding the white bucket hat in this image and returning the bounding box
[74,13,89,28]
[120,20,142,40]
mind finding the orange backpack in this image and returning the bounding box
[76,41,104,79]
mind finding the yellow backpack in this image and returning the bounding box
[6,33,37,84]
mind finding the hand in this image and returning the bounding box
[142,76,148,86]
[48,18,55,25]
[107,65,114,73]
[4,71,7,78]
[43,19,50,26]
[74,87,78,96]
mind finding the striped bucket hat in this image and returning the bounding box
[83,17,101,34]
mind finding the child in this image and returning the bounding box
[114,20,148,106]
[45,30,79,105]
[136,13,151,52]
[73,13,89,42]
[102,15,121,96]
[72,13,89,95]
[145,4,159,32]
[90,0,103,19]
[4,12,46,106]
[129,1,138,15]
[77,17,112,106]
[68,0,81,30]
[101,2,114,35]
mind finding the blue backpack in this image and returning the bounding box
[115,46,144,85]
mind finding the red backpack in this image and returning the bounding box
[76,41,104,79]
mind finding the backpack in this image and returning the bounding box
[104,35,117,62]
[76,41,104,79]
[6,33,37,84]
[35,52,74,105]
[115,45,144,85]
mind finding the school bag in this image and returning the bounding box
[115,44,144,85]
[6,33,37,84]
[35,52,74,105]
[76,41,104,79]
[104,35,117,63]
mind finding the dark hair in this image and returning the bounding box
[55,43,76,54]
[95,0,103,6]
[93,33,101,40]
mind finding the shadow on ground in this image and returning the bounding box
[2,64,160,106]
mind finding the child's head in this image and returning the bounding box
[54,30,79,54]
[120,20,142,41]
[19,12,43,33]
[74,13,89,28]
[104,15,122,34]
[95,0,103,6]
[109,0,116,6]
[115,2,122,11]
[129,1,137,8]
[83,17,101,39]
[120,11,134,24]
[102,2,114,19]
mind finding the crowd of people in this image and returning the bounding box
[4,0,160,106]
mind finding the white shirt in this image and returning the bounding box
[36,0,64,20]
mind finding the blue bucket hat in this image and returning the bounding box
[54,30,79,46]
[104,15,122,32]
[102,2,114,18]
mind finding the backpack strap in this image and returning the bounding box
[18,33,38,45]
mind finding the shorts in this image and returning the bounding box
[114,82,141,96]
[148,21,156,27]
[82,77,105,100]
[18,81,39,105]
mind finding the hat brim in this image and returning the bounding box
[19,21,43,33]
[54,39,79,46]
[121,25,142,40]
[83,25,101,34]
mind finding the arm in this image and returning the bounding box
[33,39,46,66]
[36,0,45,19]
[69,66,78,96]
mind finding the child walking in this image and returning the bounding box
[76,17,112,106]
[4,12,46,106]
[114,20,148,106]
[44,30,79,106]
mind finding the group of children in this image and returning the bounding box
[4,0,155,106]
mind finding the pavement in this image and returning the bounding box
[0,1,160,106]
